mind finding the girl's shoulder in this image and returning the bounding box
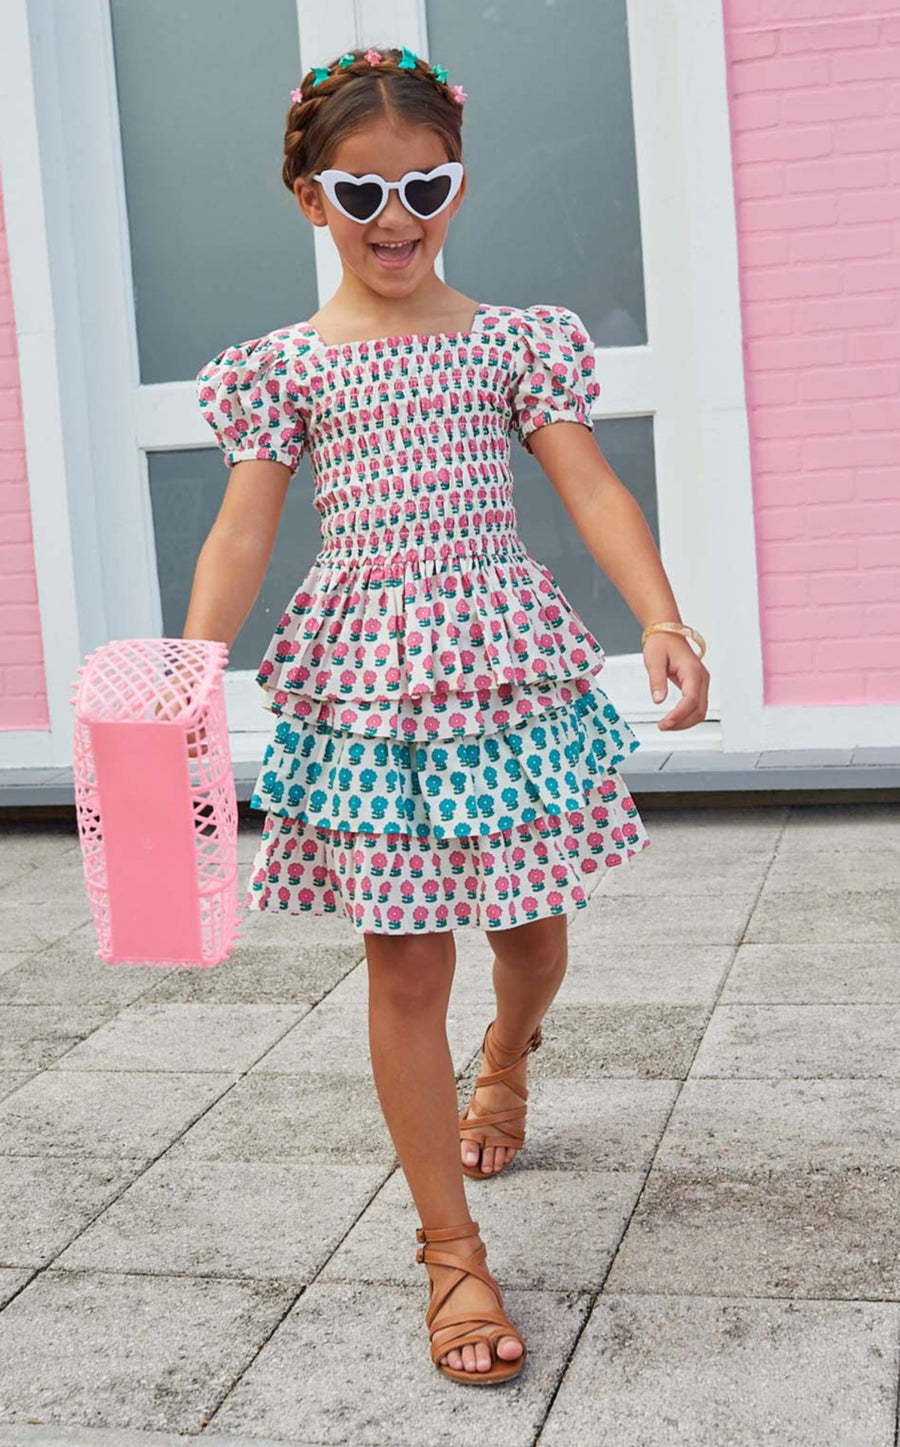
[484,302,595,353]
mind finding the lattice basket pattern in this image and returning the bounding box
[69,637,242,967]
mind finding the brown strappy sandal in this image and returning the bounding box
[415,1218,527,1385]
[459,1018,543,1180]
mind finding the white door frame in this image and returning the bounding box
[3,0,891,767]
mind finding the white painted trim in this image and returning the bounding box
[0,0,88,766]
[2,0,893,770]
[671,0,765,752]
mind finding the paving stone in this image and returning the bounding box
[746,887,900,943]
[527,1003,709,1079]
[721,943,900,1003]
[53,1156,387,1281]
[596,844,771,894]
[539,1295,900,1447]
[606,1078,900,1299]
[0,1269,296,1434]
[776,803,900,846]
[139,943,361,1005]
[559,941,733,1004]
[212,1281,590,1444]
[765,844,900,892]
[692,1003,900,1078]
[251,999,489,1078]
[176,1073,395,1164]
[0,1070,233,1158]
[318,1166,644,1292]
[0,943,175,1006]
[0,1268,33,1309]
[0,1005,114,1071]
[0,1071,37,1103]
[567,892,751,946]
[0,899,94,953]
[0,1157,145,1267]
[50,1003,305,1074]
[520,1077,680,1172]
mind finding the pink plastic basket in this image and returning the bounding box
[69,637,242,967]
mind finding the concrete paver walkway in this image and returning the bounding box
[0,802,898,1446]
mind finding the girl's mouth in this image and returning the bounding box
[370,239,420,269]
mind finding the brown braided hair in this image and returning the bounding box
[282,46,463,193]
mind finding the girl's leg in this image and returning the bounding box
[364,929,523,1376]
[461,914,568,1175]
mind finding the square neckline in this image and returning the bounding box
[301,302,488,352]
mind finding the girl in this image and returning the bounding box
[190,44,710,1387]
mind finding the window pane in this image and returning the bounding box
[149,450,320,673]
[110,0,316,383]
[515,418,658,655]
[427,0,646,346]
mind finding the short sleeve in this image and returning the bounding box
[195,332,309,474]
[510,304,601,455]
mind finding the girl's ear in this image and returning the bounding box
[294,177,327,227]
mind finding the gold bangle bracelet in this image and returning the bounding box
[640,621,707,661]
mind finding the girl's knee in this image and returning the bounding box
[365,932,455,1011]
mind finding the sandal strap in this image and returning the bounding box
[429,1315,523,1364]
[486,1019,543,1065]
[417,1238,522,1362]
[415,1220,479,1244]
[459,1100,526,1148]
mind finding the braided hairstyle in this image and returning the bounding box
[282,46,464,192]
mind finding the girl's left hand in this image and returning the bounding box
[643,633,710,731]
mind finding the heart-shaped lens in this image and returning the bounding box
[404,174,452,217]
[333,178,383,221]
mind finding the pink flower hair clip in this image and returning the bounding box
[364,49,382,66]
[290,87,303,103]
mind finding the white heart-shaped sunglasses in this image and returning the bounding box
[312,161,464,224]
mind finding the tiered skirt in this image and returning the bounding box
[244,540,652,934]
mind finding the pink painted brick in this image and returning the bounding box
[799,365,899,401]
[768,605,865,638]
[810,569,900,603]
[729,55,831,96]
[742,264,842,302]
[860,535,900,567]
[786,155,889,192]
[768,673,865,704]
[790,224,892,260]
[740,233,792,266]
[796,294,894,329]
[780,20,881,55]
[761,538,859,571]
[741,195,838,229]
[0,604,44,637]
[0,700,50,730]
[753,404,850,438]
[764,640,816,671]
[743,301,795,336]
[728,30,777,62]
[733,125,834,165]
[725,0,765,27]
[781,84,887,124]
[832,47,900,84]
[737,162,785,198]
[805,501,900,534]
[763,0,867,18]
[752,336,844,369]
[865,672,900,702]
[761,575,810,604]
[730,94,781,131]
[814,637,898,669]
[856,466,900,496]
[804,434,900,468]
[866,602,900,630]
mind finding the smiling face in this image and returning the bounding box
[294,114,466,304]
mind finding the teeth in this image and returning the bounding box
[375,241,415,249]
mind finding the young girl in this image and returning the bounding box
[190,44,709,1387]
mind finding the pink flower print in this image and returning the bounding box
[363,670,377,689]
[605,852,623,867]
[387,905,404,929]
[413,905,429,928]
[277,885,291,908]
[424,879,439,900]
[386,666,401,685]
[523,897,538,915]
[528,868,546,890]
[587,831,602,850]
[375,643,389,662]
[436,904,449,924]
[547,891,564,910]
[258,659,274,681]
[371,853,387,874]
[449,712,466,730]
[340,708,358,728]
[552,864,568,883]
[455,901,472,922]
[439,649,456,672]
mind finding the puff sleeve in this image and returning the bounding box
[511,304,601,455]
[196,332,310,474]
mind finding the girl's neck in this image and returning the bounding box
[310,280,478,344]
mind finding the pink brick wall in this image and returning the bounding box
[723,0,900,705]
[0,168,49,731]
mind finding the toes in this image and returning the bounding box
[442,1347,463,1370]
[496,1334,523,1359]
[481,1146,495,1173]
[461,1142,480,1167]
[461,1343,478,1373]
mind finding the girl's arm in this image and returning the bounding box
[527,423,709,733]
[181,460,292,649]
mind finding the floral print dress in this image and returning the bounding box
[196,302,652,934]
